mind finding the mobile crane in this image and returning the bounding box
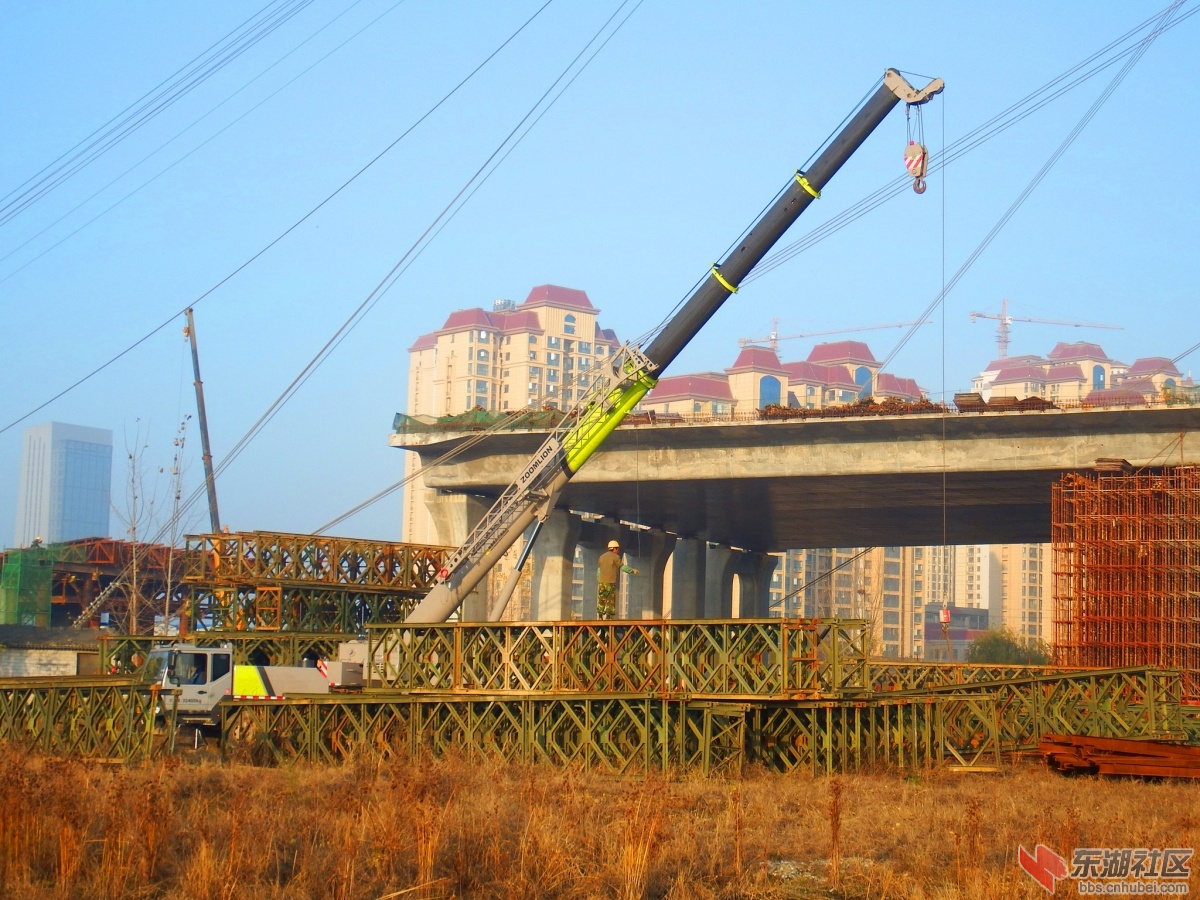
[407,68,944,624]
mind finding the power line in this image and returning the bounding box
[0,0,320,227]
[0,0,396,274]
[0,0,557,438]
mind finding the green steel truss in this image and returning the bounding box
[184,585,417,632]
[221,694,746,777]
[102,632,353,672]
[888,667,1187,749]
[217,667,1185,774]
[366,619,869,697]
[866,662,1069,692]
[186,532,449,592]
[0,676,176,762]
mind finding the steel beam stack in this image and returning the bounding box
[1053,467,1200,697]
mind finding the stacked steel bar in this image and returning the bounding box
[1053,467,1200,697]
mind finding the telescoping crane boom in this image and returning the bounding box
[406,68,944,624]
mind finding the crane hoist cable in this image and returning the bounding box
[868,0,1182,389]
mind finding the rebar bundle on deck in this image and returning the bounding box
[1053,467,1200,696]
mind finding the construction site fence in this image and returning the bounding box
[365,618,869,698]
[0,676,177,763]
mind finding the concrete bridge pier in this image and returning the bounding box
[703,545,778,618]
[529,509,582,621]
[668,537,706,619]
[624,530,676,619]
[704,545,736,618]
[732,551,779,617]
[424,492,490,621]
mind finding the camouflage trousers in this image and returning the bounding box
[597,582,617,620]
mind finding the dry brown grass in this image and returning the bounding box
[0,746,1197,899]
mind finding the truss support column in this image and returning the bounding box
[425,493,491,620]
[669,537,706,619]
[624,530,676,619]
[530,509,582,621]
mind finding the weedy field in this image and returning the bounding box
[0,747,1196,899]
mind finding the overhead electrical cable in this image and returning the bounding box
[742,0,1197,286]
[0,0,557,437]
[0,0,398,273]
[0,0,320,227]
[870,0,1183,382]
[70,0,639,624]
[193,0,639,499]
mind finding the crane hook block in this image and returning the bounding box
[904,141,928,194]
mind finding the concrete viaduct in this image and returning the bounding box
[392,405,1200,620]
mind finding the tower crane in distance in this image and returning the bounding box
[739,318,932,352]
[970,297,1122,359]
[406,68,945,624]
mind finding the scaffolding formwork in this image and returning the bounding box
[1053,467,1200,697]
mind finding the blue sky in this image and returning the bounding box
[1,0,1195,545]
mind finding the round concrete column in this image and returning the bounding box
[528,509,582,621]
[624,530,676,619]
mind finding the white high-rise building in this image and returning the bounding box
[13,422,112,547]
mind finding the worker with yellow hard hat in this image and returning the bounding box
[596,540,638,620]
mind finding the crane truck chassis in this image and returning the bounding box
[405,67,944,625]
[144,643,364,726]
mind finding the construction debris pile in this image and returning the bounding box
[759,397,947,420]
[1053,466,1200,697]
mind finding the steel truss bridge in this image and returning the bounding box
[181,531,448,632]
[1,619,1196,772]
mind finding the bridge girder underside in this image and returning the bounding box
[432,470,1060,550]
[404,406,1200,551]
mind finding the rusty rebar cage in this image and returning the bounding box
[1053,466,1200,697]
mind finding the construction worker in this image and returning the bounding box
[597,540,638,620]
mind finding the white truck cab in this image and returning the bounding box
[145,644,233,724]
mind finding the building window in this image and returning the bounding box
[563,315,576,335]
[546,384,557,395]
[529,335,538,344]
[578,341,591,353]
[475,380,488,393]
[564,340,574,353]
[578,357,591,371]
[883,595,900,608]
[475,396,487,408]
[577,375,590,387]
[547,352,561,365]
[477,349,489,361]
[546,369,559,382]
[529,367,541,377]
[530,351,538,361]
[476,363,489,376]
[477,330,489,343]
[548,336,561,349]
